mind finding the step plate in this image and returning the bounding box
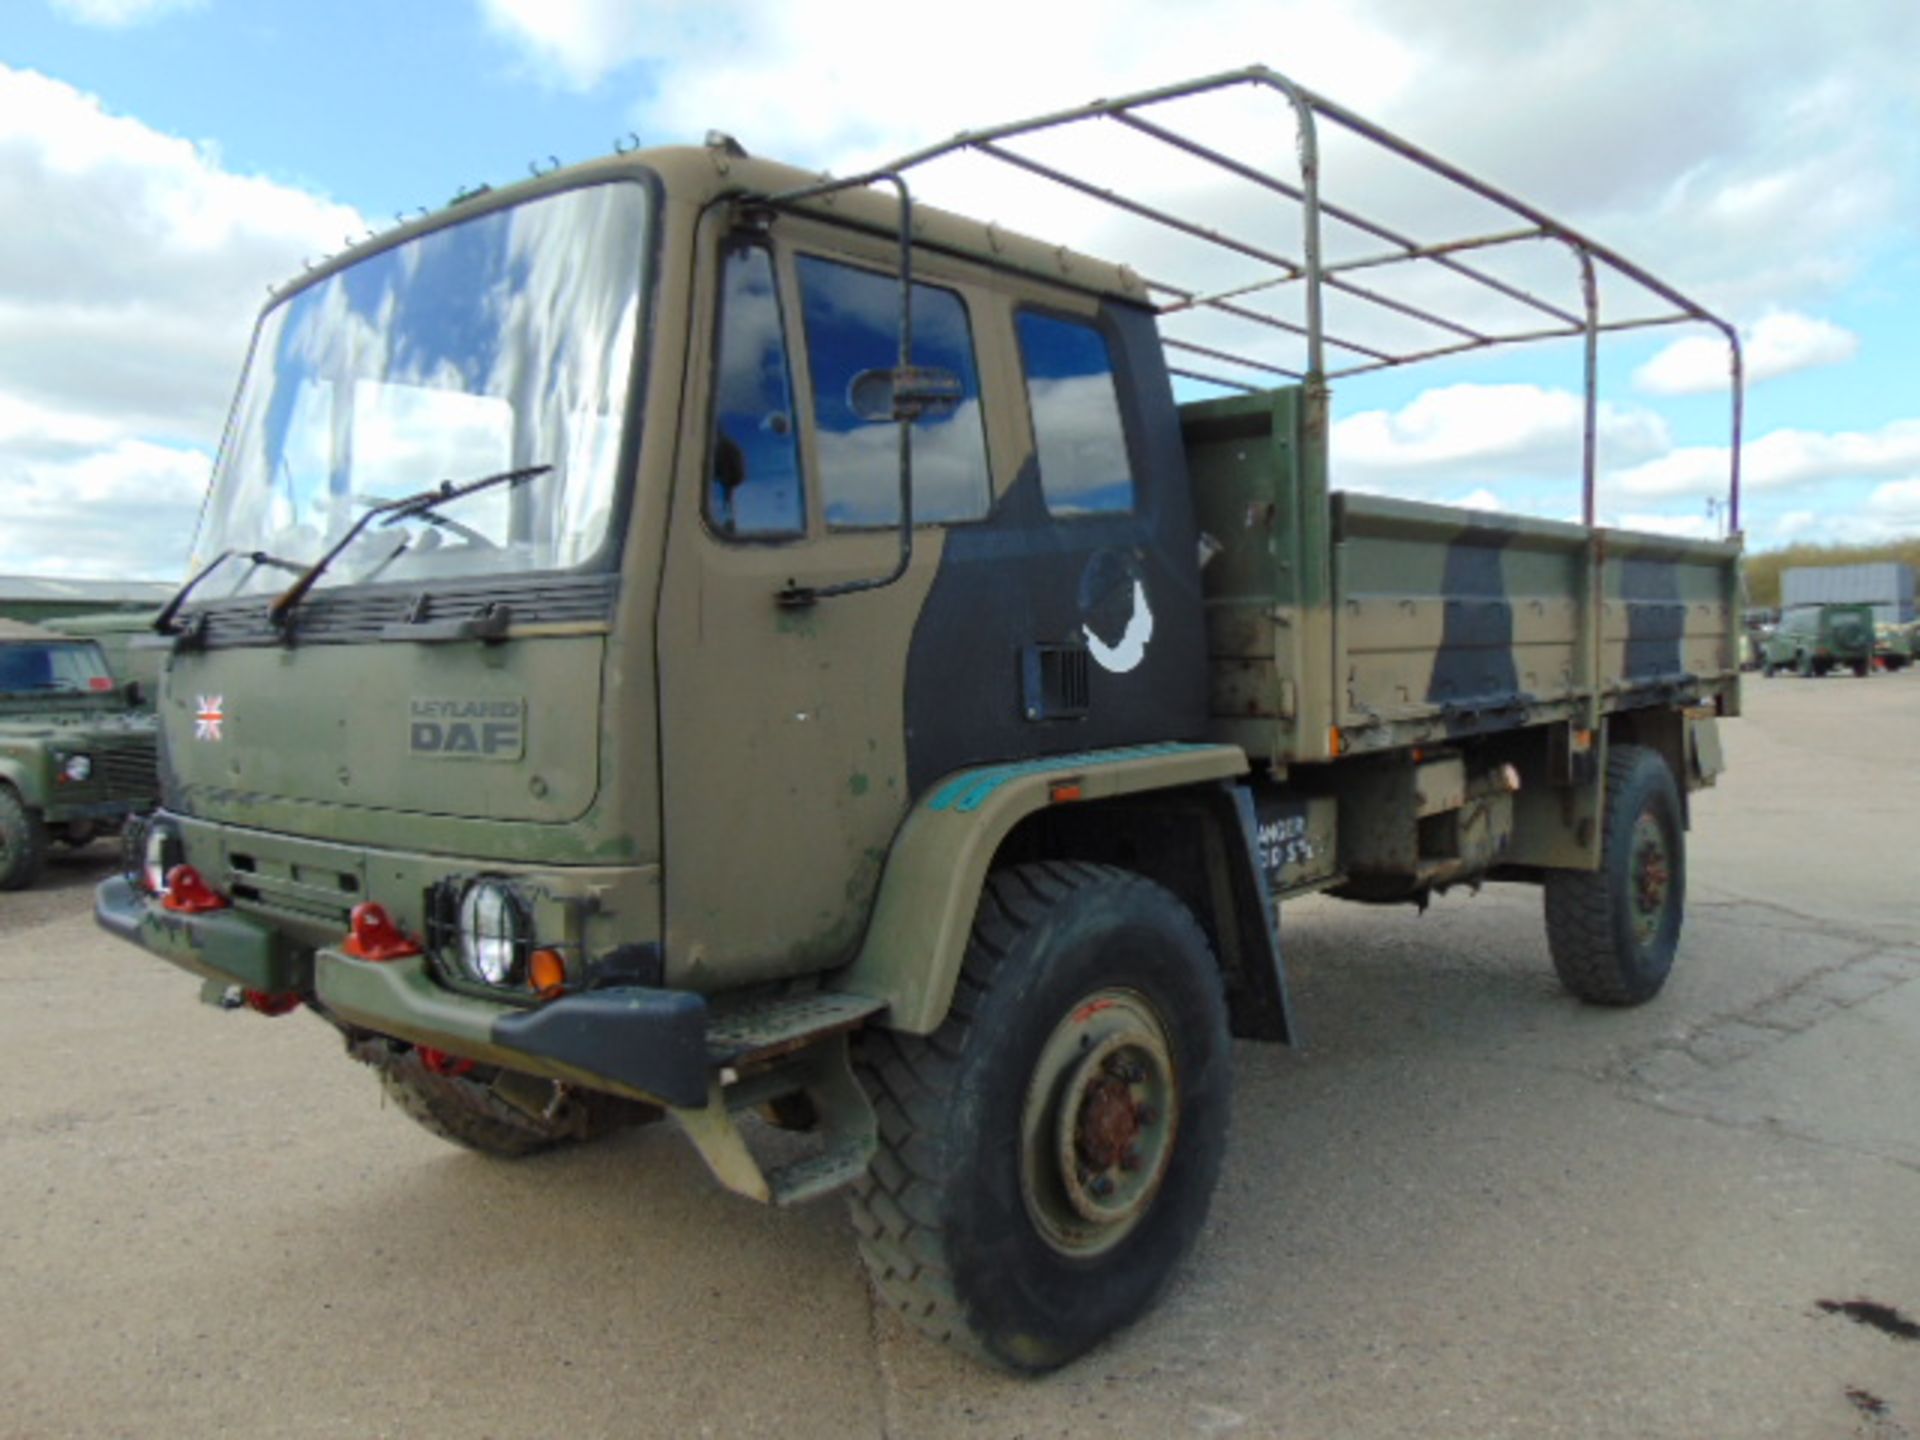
[706,992,886,1068]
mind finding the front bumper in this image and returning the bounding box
[95,875,308,992]
[94,875,711,1107]
[315,948,710,1107]
[44,797,144,825]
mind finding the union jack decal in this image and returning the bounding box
[194,696,224,742]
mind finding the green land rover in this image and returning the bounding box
[0,619,159,889]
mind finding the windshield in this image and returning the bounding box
[193,180,652,598]
[0,642,114,696]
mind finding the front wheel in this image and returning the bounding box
[374,1046,656,1158]
[849,862,1231,1372]
[1543,744,1686,1006]
[0,786,48,891]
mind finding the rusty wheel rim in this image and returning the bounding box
[1629,811,1671,948]
[1021,988,1177,1258]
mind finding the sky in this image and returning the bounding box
[3,0,1919,580]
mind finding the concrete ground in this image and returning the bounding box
[2,674,1916,1439]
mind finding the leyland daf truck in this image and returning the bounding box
[97,67,1742,1371]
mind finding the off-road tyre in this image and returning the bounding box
[0,785,48,891]
[376,1048,651,1159]
[1544,744,1685,1006]
[848,862,1231,1373]
[1851,658,1871,678]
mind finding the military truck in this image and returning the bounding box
[0,619,159,889]
[1761,603,1876,676]
[95,68,1741,1370]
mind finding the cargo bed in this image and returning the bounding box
[1187,387,1741,766]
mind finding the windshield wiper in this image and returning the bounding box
[154,548,307,634]
[267,463,551,629]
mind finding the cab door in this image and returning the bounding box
[654,216,987,988]
[657,210,1208,991]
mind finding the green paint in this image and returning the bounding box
[848,772,870,797]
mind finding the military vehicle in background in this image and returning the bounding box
[1875,621,1915,672]
[94,68,1742,1370]
[42,609,165,703]
[1761,603,1877,677]
[0,619,159,889]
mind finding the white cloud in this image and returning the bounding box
[1331,383,1670,492]
[47,0,203,27]
[1866,478,1920,530]
[474,0,1918,333]
[1611,420,1920,500]
[0,439,209,578]
[1632,311,1859,395]
[480,0,1421,149]
[1326,380,1920,544]
[0,65,363,579]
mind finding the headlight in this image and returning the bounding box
[456,880,528,986]
[62,754,93,782]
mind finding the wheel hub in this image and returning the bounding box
[1022,990,1178,1255]
[1630,813,1671,946]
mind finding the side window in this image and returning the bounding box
[708,244,804,538]
[1015,310,1136,517]
[795,255,990,527]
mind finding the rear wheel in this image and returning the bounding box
[1544,744,1685,1006]
[1851,658,1871,678]
[849,862,1231,1372]
[0,786,48,891]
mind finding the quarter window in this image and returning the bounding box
[796,255,990,527]
[708,244,805,537]
[1016,311,1136,517]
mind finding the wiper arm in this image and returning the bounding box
[154,548,308,634]
[268,463,550,628]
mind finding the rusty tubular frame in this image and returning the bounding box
[757,63,1745,532]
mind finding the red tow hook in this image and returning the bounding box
[418,1047,477,1078]
[242,989,302,1017]
[162,865,229,914]
[342,902,422,961]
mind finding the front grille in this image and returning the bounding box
[97,737,159,802]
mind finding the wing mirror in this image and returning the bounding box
[847,365,963,423]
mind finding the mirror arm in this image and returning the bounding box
[775,172,918,610]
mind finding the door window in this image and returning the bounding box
[796,255,990,528]
[708,243,805,538]
[1015,310,1136,517]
